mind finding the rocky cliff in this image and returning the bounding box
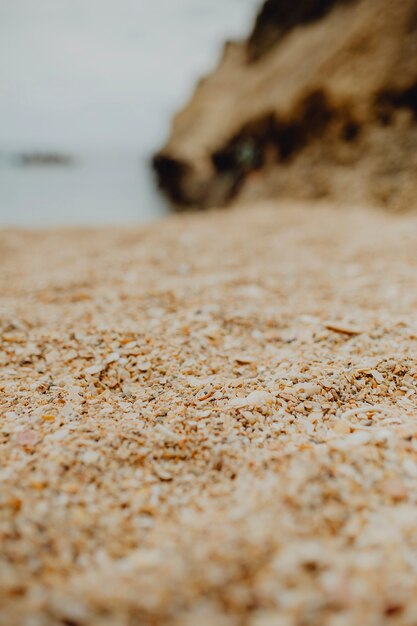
[153,0,417,212]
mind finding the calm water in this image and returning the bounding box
[0,153,167,227]
[0,0,260,227]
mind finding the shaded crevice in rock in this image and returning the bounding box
[152,155,195,208]
[247,0,356,62]
[211,91,339,183]
[374,81,417,124]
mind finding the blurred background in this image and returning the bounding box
[0,0,260,227]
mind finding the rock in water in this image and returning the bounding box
[153,0,417,212]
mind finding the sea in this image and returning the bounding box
[0,0,260,227]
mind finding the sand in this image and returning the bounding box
[2,201,417,625]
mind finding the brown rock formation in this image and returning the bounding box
[153,0,417,211]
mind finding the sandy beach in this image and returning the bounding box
[2,201,417,625]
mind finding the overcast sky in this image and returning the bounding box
[0,0,260,154]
